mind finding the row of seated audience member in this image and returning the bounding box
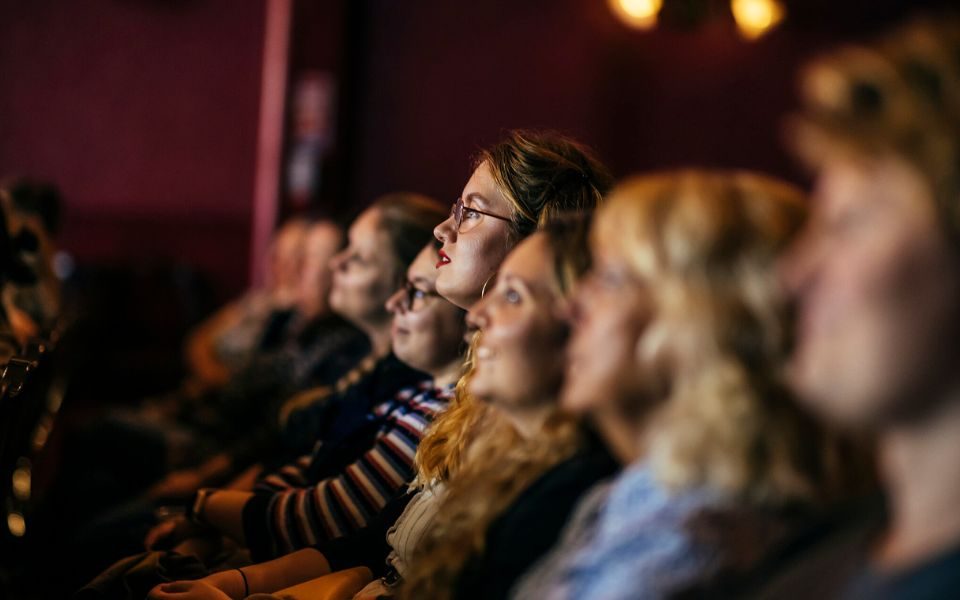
[29,14,960,600]
[0,178,63,356]
[0,177,70,587]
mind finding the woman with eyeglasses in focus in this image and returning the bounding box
[310,131,610,600]
[380,131,610,600]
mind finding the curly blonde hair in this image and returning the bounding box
[400,218,595,600]
[596,171,865,507]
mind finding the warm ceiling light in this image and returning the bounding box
[609,0,663,31]
[7,512,25,537]
[731,0,785,40]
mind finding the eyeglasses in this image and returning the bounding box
[402,281,440,311]
[450,196,512,233]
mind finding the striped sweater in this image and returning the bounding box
[242,382,453,559]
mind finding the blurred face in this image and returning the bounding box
[562,237,655,418]
[467,234,569,410]
[268,222,307,294]
[782,155,960,428]
[434,161,515,309]
[328,208,402,330]
[297,222,343,317]
[385,245,467,375]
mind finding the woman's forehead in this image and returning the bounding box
[465,162,511,213]
[500,235,554,289]
[409,245,439,280]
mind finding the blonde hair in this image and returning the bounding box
[597,170,862,507]
[401,218,594,600]
[791,15,960,241]
[412,334,489,484]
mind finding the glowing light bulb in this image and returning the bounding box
[609,0,663,31]
[7,512,25,537]
[12,465,31,501]
[731,0,785,40]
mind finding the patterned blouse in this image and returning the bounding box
[511,461,790,600]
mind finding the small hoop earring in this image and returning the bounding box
[481,273,496,298]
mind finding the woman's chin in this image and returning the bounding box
[436,278,478,311]
[394,345,427,373]
[467,379,492,403]
[559,380,595,415]
[328,291,348,316]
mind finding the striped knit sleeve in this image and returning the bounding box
[243,384,452,559]
[255,453,314,492]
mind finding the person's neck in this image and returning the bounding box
[500,402,554,441]
[301,302,329,322]
[429,359,463,389]
[876,387,960,570]
[360,321,393,357]
[592,407,646,464]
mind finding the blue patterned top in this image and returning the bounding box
[510,461,728,600]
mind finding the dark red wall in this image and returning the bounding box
[343,0,810,208]
[343,0,948,210]
[0,0,265,296]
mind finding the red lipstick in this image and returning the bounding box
[436,249,451,268]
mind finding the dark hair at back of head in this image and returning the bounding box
[372,192,448,279]
[478,130,612,240]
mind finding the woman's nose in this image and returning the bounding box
[328,251,346,273]
[778,227,821,300]
[385,286,407,314]
[434,215,457,245]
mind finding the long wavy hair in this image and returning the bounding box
[400,217,594,600]
[414,131,610,486]
[597,170,868,507]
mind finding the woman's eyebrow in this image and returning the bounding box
[501,274,531,291]
[464,192,489,208]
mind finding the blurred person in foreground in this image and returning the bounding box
[760,14,960,600]
[511,171,869,599]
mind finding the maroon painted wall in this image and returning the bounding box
[343,0,947,210]
[342,0,809,208]
[0,0,265,296]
